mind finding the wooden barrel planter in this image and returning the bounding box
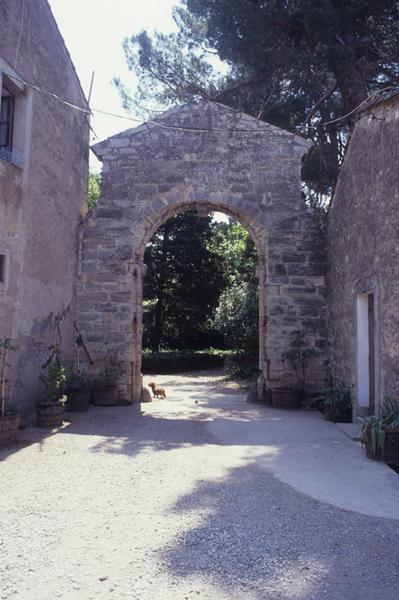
[91,385,118,406]
[0,414,20,447]
[271,388,302,409]
[67,388,91,412]
[324,408,353,423]
[384,432,399,464]
[36,397,66,427]
[363,430,399,463]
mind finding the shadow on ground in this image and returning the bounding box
[160,459,399,600]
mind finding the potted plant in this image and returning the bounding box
[91,352,125,406]
[322,384,352,423]
[66,370,91,412]
[66,335,91,412]
[0,338,20,447]
[272,330,316,409]
[361,397,399,463]
[36,344,67,427]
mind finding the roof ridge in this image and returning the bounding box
[92,100,309,153]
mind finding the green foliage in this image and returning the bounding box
[88,171,101,210]
[96,353,125,388]
[322,384,352,422]
[39,345,67,402]
[143,213,259,376]
[0,338,17,417]
[66,369,88,391]
[210,219,259,379]
[143,211,228,352]
[361,397,399,457]
[142,348,229,374]
[118,0,399,206]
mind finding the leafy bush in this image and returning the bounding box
[40,345,67,402]
[225,351,260,381]
[361,397,399,458]
[322,384,352,422]
[142,349,230,374]
[212,281,259,380]
[96,353,125,387]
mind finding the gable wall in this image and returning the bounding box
[78,103,327,403]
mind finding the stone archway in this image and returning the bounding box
[130,197,268,403]
[77,101,327,406]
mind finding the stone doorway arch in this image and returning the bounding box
[78,101,327,407]
[131,197,268,403]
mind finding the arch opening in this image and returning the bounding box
[133,203,267,404]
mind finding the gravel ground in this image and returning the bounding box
[1,371,399,600]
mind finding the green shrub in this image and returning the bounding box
[361,396,399,457]
[225,350,260,381]
[142,349,230,374]
[322,384,352,422]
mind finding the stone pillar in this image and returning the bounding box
[130,260,145,404]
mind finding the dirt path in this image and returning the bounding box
[1,371,399,600]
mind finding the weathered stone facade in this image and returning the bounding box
[327,93,399,416]
[78,101,327,404]
[0,0,89,415]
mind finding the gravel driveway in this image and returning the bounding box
[1,371,399,600]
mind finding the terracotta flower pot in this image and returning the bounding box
[0,414,20,446]
[271,388,302,409]
[36,396,67,427]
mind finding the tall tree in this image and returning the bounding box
[116,0,399,204]
[143,212,227,351]
[210,219,259,377]
[88,171,101,210]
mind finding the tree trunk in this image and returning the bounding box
[336,62,368,121]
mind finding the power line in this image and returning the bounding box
[3,71,272,134]
[297,85,395,133]
[3,71,395,138]
[13,0,26,70]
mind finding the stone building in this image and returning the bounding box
[0,0,89,415]
[78,102,327,404]
[4,1,395,421]
[327,90,399,416]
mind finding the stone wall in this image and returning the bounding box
[327,95,399,414]
[78,101,327,403]
[0,0,89,416]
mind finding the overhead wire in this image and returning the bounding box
[2,71,395,138]
[2,71,271,134]
[13,0,26,70]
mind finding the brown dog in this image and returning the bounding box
[148,381,167,399]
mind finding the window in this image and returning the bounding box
[0,85,15,162]
[0,69,26,168]
[0,254,5,283]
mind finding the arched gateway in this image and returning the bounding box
[78,101,327,407]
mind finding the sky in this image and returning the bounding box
[47,1,229,222]
[48,0,180,164]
